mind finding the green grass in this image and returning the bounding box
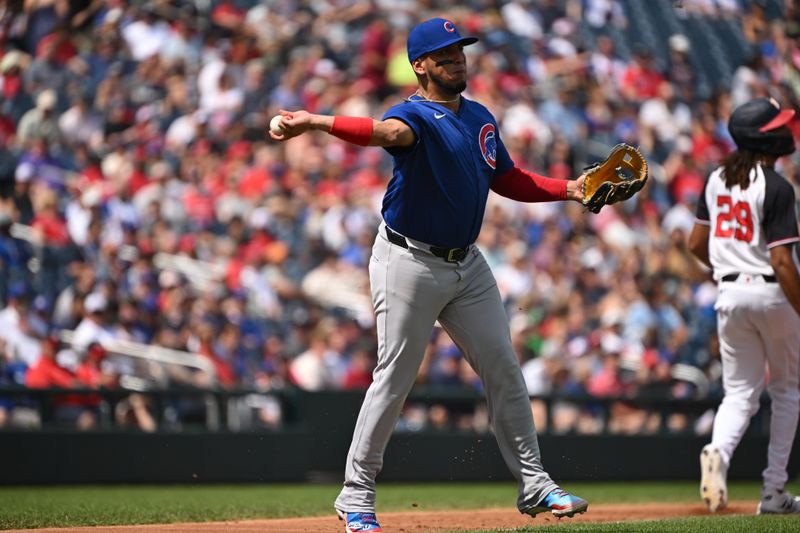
[0,481,797,530]
[443,515,800,533]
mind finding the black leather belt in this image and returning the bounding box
[385,226,469,263]
[721,273,777,283]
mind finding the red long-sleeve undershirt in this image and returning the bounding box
[490,166,567,202]
[327,116,569,201]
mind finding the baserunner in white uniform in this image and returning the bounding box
[270,17,589,533]
[689,97,800,514]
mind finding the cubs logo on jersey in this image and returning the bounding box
[479,123,497,169]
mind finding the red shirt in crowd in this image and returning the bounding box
[198,343,236,387]
[183,186,216,226]
[587,356,625,397]
[620,64,664,101]
[31,211,70,247]
[342,368,373,390]
[26,357,74,388]
[36,32,78,64]
[74,348,116,408]
[358,20,391,91]
[75,362,103,387]
[238,166,273,199]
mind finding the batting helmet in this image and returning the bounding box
[728,97,796,156]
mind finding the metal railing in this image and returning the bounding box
[0,385,288,432]
[9,224,227,292]
[0,384,761,436]
[55,330,223,429]
[59,330,218,383]
[152,252,227,292]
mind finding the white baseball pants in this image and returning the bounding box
[711,283,800,491]
[334,223,557,513]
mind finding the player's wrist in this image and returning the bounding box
[308,114,331,132]
[566,180,580,202]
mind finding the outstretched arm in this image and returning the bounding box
[268,109,415,148]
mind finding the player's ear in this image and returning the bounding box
[411,57,427,76]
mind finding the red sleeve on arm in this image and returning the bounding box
[490,166,567,202]
[330,116,374,146]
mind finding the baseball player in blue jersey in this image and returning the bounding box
[270,18,588,533]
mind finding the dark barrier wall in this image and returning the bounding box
[2,390,798,484]
[2,431,795,484]
[2,429,311,484]
[382,433,798,482]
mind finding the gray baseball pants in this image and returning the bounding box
[334,222,557,514]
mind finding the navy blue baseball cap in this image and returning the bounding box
[407,18,479,63]
[729,97,796,155]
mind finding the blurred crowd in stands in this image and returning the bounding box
[0,0,798,434]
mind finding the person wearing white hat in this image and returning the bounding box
[15,88,60,145]
[71,292,115,357]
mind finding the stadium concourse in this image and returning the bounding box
[0,0,798,433]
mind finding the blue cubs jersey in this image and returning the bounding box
[381,95,514,248]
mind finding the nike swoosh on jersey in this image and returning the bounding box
[434,112,446,119]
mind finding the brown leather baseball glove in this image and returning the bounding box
[582,144,648,214]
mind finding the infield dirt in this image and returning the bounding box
[6,501,758,532]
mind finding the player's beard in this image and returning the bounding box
[429,70,466,96]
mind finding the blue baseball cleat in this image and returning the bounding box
[337,509,383,532]
[524,487,589,518]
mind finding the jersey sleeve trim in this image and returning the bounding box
[694,217,711,226]
[767,236,800,249]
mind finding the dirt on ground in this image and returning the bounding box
[9,501,758,532]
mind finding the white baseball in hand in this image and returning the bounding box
[270,114,286,134]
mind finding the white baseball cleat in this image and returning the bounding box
[757,488,800,514]
[700,445,728,512]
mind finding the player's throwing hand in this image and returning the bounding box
[268,109,315,141]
